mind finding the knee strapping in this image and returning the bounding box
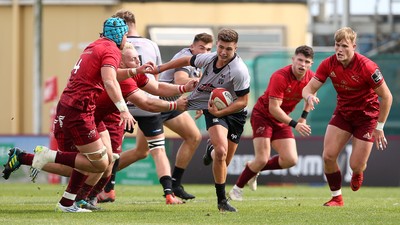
[147,138,165,151]
[83,146,107,162]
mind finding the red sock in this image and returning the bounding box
[261,155,282,171]
[325,170,342,191]
[88,176,111,198]
[76,183,93,201]
[59,169,88,207]
[236,165,257,188]
[20,153,34,166]
[55,151,78,168]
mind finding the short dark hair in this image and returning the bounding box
[295,45,314,59]
[217,28,238,43]
[193,33,213,44]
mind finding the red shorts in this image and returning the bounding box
[329,109,377,142]
[250,108,294,141]
[102,112,124,154]
[53,103,101,152]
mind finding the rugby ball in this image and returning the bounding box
[210,88,233,110]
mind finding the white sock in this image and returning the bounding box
[331,189,342,197]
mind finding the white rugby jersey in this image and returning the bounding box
[187,52,250,110]
[127,36,162,116]
[158,48,201,102]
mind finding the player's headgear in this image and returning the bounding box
[103,17,128,47]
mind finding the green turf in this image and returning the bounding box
[0,183,399,224]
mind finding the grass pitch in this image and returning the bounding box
[0,183,399,225]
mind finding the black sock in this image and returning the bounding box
[159,175,173,195]
[104,158,119,192]
[172,166,185,187]
[215,183,226,203]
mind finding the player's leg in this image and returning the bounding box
[163,111,201,200]
[269,138,298,169]
[322,124,351,206]
[229,137,270,201]
[32,113,110,173]
[136,115,182,204]
[76,129,114,210]
[145,134,182,204]
[348,138,373,191]
[2,148,73,180]
[348,118,375,192]
[97,115,125,203]
[230,110,272,197]
[117,128,150,170]
[208,124,235,211]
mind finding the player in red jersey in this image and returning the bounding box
[2,17,155,213]
[228,45,314,201]
[302,27,393,207]
[84,43,193,205]
[2,42,193,207]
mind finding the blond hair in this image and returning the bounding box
[122,42,134,55]
[334,27,357,44]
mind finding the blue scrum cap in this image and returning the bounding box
[103,17,128,47]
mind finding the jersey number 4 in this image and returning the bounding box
[73,58,83,74]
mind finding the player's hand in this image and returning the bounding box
[208,100,221,117]
[119,111,136,132]
[137,61,156,74]
[194,110,203,120]
[372,129,388,150]
[184,78,199,92]
[306,95,320,110]
[176,96,188,111]
[295,122,311,137]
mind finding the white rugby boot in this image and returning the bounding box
[228,185,243,201]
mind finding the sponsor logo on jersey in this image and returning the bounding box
[230,134,238,140]
[88,129,96,139]
[329,71,336,77]
[218,74,226,84]
[256,126,265,135]
[371,69,383,83]
[54,115,65,128]
[197,83,215,92]
[351,75,361,83]
[363,132,372,140]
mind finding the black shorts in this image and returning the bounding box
[135,115,164,137]
[203,109,247,144]
[160,110,183,122]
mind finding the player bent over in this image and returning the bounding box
[227,45,314,201]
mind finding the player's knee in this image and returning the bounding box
[254,157,269,167]
[285,156,298,168]
[350,162,367,173]
[148,138,165,152]
[136,150,149,160]
[184,131,202,147]
[82,146,109,171]
[214,148,227,161]
[322,152,336,164]
[193,131,202,145]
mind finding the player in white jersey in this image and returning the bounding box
[149,28,251,212]
[99,9,182,204]
[158,33,214,200]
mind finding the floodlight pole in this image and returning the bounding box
[33,0,43,134]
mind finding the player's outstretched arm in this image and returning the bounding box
[302,78,322,110]
[126,89,187,113]
[141,79,194,97]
